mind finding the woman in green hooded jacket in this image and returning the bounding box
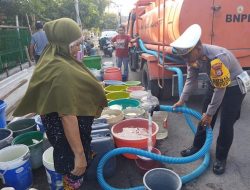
[14,18,107,189]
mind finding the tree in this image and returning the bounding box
[99,12,118,30]
[0,0,112,30]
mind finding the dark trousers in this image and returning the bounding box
[193,85,245,160]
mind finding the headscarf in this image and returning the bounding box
[14,18,107,117]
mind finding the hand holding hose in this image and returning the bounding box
[173,100,185,112]
[200,113,212,128]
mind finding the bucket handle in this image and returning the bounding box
[0,168,7,184]
[6,136,13,145]
[22,152,31,161]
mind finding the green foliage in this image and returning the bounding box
[99,12,118,30]
[0,0,113,29]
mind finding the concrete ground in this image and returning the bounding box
[1,54,250,190]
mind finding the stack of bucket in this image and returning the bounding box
[0,110,45,189]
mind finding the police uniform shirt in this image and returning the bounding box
[180,44,243,116]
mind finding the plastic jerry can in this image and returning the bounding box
[91,122,110,131]
[86,129,116,180]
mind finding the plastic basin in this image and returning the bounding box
[127,86,145,93]
[143,168,182,190]
[100,108,124,126]
[83,56,101,69]
[103,80,125,86]
[130,90,148,100]
[104,85,127,93]
[108,99,140,110]
[7,119,37,137]
[123,107,145,119]
[106,92,130,101]
[125,81,141,86]
[111,118,159,159]
[135,147,163,174]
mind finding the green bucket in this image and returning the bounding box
[83,56,101,69]
[12,131,44,169]
[108,98,140,110]
[7,119,37,137]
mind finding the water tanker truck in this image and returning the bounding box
[127,0,250,99]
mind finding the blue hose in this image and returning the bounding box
[97,39,212,189]
[97,106,213,190]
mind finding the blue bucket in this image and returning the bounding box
[34,115,45,133]
[0,144,32,190]
[43,147,63,190]
[0,100,7,128]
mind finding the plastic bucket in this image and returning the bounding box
[43,147,63,190]
[103,67,122,81]
[126,86,145,93]
[0,145,32,190]
[34,115,45,133]
[104,85,127,93]
[125,81,141,86]
[106,91,130,101]
[135,148,163,174]
[12,131,44,169]
[0,129,13,150]
[111,118,159,159]
[108,98,140,110]
[130,90,148,100]
[83,56,101,69]
[0,100,7,128]
[103,80,124,86]
[7,119,37,137]
[143,168,182,190]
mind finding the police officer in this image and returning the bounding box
[172,24,246,175]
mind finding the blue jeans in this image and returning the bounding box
[116,57,129,78]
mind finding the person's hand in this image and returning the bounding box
[71,153,87,176]
[200,113,212,127]
[173,100,185,109]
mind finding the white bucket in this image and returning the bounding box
[0,145,32,190]
[42,147,63,190]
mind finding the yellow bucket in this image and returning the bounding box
[106,91,130,101]
[104,85,127,93]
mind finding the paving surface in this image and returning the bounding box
[1,54,250,190]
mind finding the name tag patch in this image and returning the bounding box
[210,58,231,88]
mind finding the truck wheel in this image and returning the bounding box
[129,48,139,72]
[142,63,160,98]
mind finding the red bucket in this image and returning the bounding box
[103,67,122,81]
[135,147,163,174]
[126,86,145,93]
[111,118,159,159]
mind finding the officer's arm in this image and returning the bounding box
[206,88,226,116]
[206,54,231,116]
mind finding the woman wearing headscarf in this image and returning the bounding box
[14,18,107,189]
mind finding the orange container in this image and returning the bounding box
[103,67,122,81]
[111,118,159,159]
